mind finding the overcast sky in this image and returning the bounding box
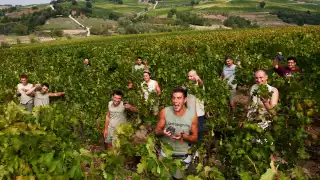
[0,0,51,5]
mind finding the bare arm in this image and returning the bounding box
[124,104,138,113]
[103,112,110,138]
[156,82,161,96]
[48,92,65,97]
[262,88,279,110]
[246,87,252,110]
[273,57,279,69]
[181,115,198,143]
[155,109,166,135]
[220,72,224,80]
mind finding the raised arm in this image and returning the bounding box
[48,92,65,97]
[25,84,39,95]
[273,57,280,69]
[124,103,138,113]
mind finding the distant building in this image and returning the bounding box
[0,6,10,10]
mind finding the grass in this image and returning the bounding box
[75,18,118,28]
[94,1,147,14]
[41,17,118,30]
[42,18,85,30]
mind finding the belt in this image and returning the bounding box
[172,154,188,158]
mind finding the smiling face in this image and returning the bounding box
[226,58,233,67]
[171,92,187,112]
[112,94,122,106]
[255,70,268,85]
[84,59,89,65]
[287,60,296,70]
[20,77,28,85]
[143,73,151,82]
[188,71,197,82]
[40,85,49,94]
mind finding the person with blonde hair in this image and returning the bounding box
[187,70,205,143]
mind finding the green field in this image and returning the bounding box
[0,26,319,179]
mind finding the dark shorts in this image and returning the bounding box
[198,116,205,143]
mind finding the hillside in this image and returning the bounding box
[0,0,319,44]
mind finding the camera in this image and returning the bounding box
[166,126,175,134]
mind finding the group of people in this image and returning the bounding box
[16,74,65,112]
[101,55,301,179]
[16,55,301,179]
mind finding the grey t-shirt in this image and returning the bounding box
[223,64,237,89]
[108,101,127,128]
[34,91,50,107]
[161,106,195,155]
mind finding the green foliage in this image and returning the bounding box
[271,10,320,26]
[0,102,91,179]
[0,26,319,179]
[259,1,266,9]
[224,15,259,28]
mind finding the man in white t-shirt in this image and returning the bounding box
[247,70,279,130]
[25,83,65,108]
[134,57,145,71]
[141,70,161,116]
[103,90,138,148]
[187,70,205,143]
[220,56,237,112]
[17,74,34,112]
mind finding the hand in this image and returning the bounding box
[124,103,132,109]
[103,129,108,138]
[260,97,270,104]
[163,128,172,137]
[35,84,42,88]
[171,132,183,140]
[59,92,65,96]
[195,76,201,83]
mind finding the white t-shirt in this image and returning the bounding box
[17,83,34,104]
[134,64,145,71]
[247,84,275,121]
[108,101,127,129]
[141,79,157,100]
[187,84,205,117]
[223,64,237,89]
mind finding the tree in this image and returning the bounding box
[170,8,177,14]
[167,11,173,18]
[191,0,196,7]
[72,0,78,5]
[12,23,28,35]
[51,29,64,37]
[118,0,123,4]
[259,1,266,8]
[86,1,92,8]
